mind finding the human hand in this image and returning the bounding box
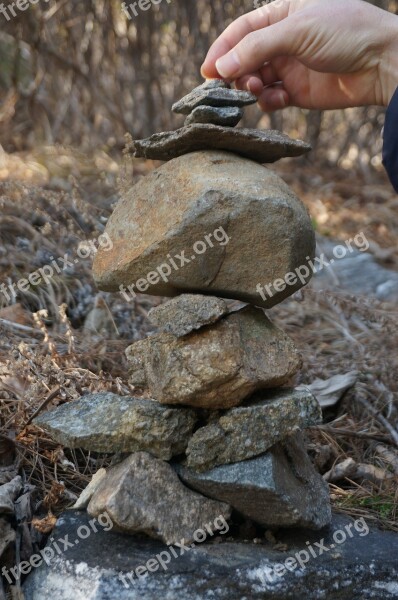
[201,0,398,111]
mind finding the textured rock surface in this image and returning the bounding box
[93,151,315,309]
[0,476,22,514]
[176,433,331,529]
[186,388,322,471]
[172,82,256,114]
[126,307,301,409]
[185,106,243,127]
[148,294,230,337]
[87,453,231,545]
[23,511,398,600]
[34,393,197,459]
[72,469,107,510]
[132,124,311,162]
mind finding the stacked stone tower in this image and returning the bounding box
[35,81,331,544]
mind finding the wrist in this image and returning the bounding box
[379,15,398,106]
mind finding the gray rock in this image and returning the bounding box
[23,510,398,600]
[93,151,315,309]
[172,83,256,115]
[176,433,331,530]
[147,294,230,337]
[0,476,22,514]
[87,452,231,545]
[186,388,322,471]
[132,124,311,163]
[126,307,302,409]
[72,469,107,510]
[185,106,243,127]
[34,393,197,460]
[312,240,398,302]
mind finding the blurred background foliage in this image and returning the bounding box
[0,0,396,179]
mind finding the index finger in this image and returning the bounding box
[201,1,292,79]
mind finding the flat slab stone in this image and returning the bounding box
[34,393,197,460]
[93,151,315,309]
[186,388,322,471]
[132,124,311,163]
[23,510,398,599]
[175,433,331,530]
[126,307,302,409]
[148,294,230,337]
[185,106,243,127]
[87,453,231,546]
[172,82,256,115]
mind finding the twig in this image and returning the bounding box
[356,396,398,447]
[24,387,62,427]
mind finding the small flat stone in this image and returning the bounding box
[126,307,302,409]
[185,388,322,471]
[185,106,243,127]
[132,124,311,163]
[72,469,107,511]
[34,393,197,460]
[147,294,230,337]
[87,452,231,545]
[175,433,331,530]
[172,84,256,115]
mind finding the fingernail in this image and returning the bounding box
[215,51,240,79]
[279,92,288,107]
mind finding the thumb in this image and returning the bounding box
[215,15,303,80]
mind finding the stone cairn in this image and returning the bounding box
[35,80,332,546]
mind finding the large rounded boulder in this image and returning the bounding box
[93,150,315,308]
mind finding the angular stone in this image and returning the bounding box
[185,106,243,127]
[172,83,256,115]
[176,433,331,530]
[186,388,322,471]
[132,124,311,163]
[34,393,197,460]
[24,510,398,600]
[72,469,107,510]
[148,294,229,337]
[87,453,231,545]
[93,151,315,309]
[125,307,302,409]
[0,476,22,514]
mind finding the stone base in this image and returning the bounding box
[23,511,398,599]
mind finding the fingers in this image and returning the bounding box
[235,62,281,95]
[214,16,302,80]
[257,84,290,111]
[201,1,292,79]
[235,74,264,95]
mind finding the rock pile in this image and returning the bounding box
[35,80,331,545]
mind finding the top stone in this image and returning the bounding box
[172,80,257,115]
